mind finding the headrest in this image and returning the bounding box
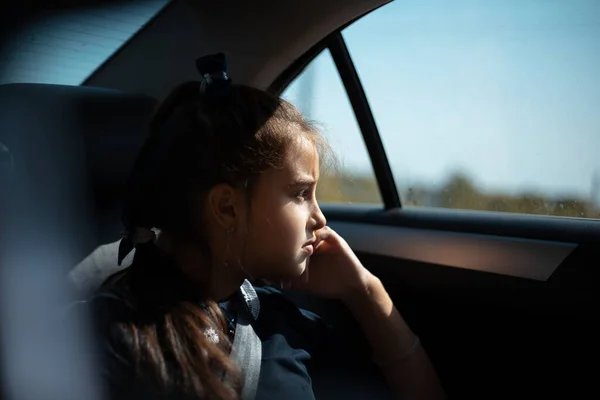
[0,83,157,265]
[0,83,158,187]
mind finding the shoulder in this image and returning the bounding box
[253,285,329,347]
[66,272,139,359]
[75,268,137,325]
[65,282,133,323]
[254,285,320,320]
[65,288,139,393]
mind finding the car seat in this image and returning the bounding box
[0,83,157,293]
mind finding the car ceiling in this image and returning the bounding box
[84,0,390,100]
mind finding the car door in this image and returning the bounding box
[271,1,600,398]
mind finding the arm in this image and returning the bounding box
[343,276,445,400]
[287,226,445,399]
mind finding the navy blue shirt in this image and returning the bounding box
[78,243,390,399]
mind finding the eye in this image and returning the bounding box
[296,189,310,201]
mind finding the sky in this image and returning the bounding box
[283,0,600,201]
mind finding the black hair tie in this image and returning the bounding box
[196,53,232,97]
[117,53,232,266]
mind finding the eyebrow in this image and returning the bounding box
[289,177,317,186]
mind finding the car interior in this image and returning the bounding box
[1,0,599,399]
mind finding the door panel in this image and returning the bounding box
[321,205,600,398]
[330,220,574,281]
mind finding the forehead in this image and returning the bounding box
[283,136,319,181]
[255,136,320,189]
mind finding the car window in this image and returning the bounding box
[343,0,600,218]
[282,49,381,205]
[0,0,171,85]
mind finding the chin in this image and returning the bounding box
[278,263,305,279]
[258,260,304,282]
[281,258,308,279]
[296,260,308,276]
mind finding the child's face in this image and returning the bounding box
[240,136,326,281]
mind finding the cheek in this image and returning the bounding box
[246,206,305,257]
[242,206,311,279]
[254,208,299,246]
[274,204,307,237]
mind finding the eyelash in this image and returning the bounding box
[296,189,311,201]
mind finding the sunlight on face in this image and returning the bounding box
[242,136,326,281]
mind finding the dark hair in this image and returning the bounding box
[117,82,328,399]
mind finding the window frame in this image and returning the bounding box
[269,32,400,209]
[269,7,600,234]
[327,33,400,209]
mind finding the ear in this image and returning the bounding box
[206,183,240,230]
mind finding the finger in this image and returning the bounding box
[314,226,333,249]
[315,226,332,240]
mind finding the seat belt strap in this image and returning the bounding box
[229,280,262,400]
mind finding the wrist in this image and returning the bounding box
[341,272,382,310]
[342,276,418,361]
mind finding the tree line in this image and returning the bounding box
[317,171,600,219]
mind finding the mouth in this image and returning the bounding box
[301,244,314,255]
[302,238,316,255]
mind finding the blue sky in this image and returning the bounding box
[283,0,600,201]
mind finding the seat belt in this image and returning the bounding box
[229,279,262,400]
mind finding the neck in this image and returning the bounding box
[156,232,244,302]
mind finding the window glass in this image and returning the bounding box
[344,0,600,218]
[282,49,381,204]
[0,0,171,85]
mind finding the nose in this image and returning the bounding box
[310,201,326,231]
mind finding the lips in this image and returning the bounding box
[302,244,314,255]
[302,237,316,255]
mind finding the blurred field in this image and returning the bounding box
[317,171,600,219]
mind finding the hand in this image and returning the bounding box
[284,226,376,303]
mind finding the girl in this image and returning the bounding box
[84,54,444,400]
